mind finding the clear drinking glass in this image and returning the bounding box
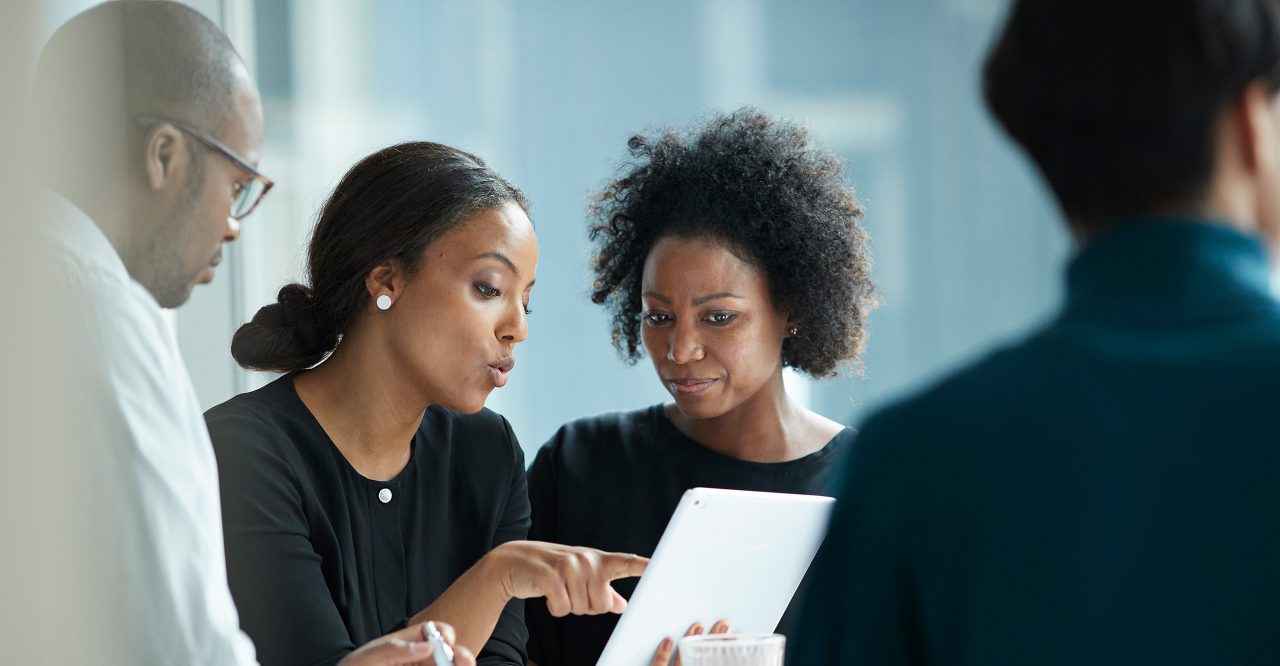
[677,633,785,666]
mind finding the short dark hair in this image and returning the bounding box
[231,142,529,372]
[29,0,244,145]
[588,108,876,378]
[983,0,1280,227]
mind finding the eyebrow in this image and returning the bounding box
[641,291,743,306]
[473,251,536,287]
[473,251,516,272]
[692,292,743,306]
[641,291,672,304]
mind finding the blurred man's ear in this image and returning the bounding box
[142,123,188,191]
[1235,81,1280,177]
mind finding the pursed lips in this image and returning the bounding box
[487,356,516,388]
[489,356,516,374]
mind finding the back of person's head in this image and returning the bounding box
[28,0,244,182]
[983,0,1280,230]
[231,141,529,373]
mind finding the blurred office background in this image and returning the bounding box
[26,0,1066,459]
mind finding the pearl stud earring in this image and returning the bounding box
[376,294,393,310]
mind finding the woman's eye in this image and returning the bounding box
[705,311,737,326]
[523,304,533,316]
[475,283,501,298]
[643,311,671,326]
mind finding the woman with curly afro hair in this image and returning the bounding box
[524,108,877,666]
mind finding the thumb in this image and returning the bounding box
[609,587,628,614]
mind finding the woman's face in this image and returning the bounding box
[640,234,792,420]
[387,201,538,414]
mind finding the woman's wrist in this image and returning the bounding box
[477,541,517,604]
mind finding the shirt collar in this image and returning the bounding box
[1063,217,1274,322]
[36,188,136,287]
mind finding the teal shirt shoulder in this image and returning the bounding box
[793,220,1280,665]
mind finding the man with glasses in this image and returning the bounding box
[6,2,465,664]
[133,112,274,224]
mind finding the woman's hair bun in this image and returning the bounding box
[230,283,339,373]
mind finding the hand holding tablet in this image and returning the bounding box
[649,620,731,666]
[598,488,834,666]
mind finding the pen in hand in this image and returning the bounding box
[425,621,454,666]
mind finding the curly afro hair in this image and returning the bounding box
[588,107,876,378]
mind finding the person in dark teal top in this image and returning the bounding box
[793,1,1280,664]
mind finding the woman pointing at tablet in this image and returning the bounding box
[525,109,877,666]
[204,142,646,666]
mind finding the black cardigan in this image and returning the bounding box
[206,374,529,666]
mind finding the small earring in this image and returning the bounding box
[789,326,799,336]
[376,294,393,310]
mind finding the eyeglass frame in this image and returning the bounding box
[132,113,274,220]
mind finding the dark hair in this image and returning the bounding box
[983,0,1280,228]
[232,142,529,372]
[588,108,876,378]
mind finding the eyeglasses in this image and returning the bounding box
[133,113,274,220]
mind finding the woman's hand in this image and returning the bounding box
[649,620,730,666]
[486,540,649,616]
[402,541,646,654]
[338,621,476,666]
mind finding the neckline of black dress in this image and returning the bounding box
[649,403,852,472]
[274,371,420,487]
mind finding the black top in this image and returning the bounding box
[794,221,1280,665]
[525,404,853,666]
[205,374,529,666]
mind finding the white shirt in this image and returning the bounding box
[0,191,258,664]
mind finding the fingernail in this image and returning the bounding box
[661,637,674,651]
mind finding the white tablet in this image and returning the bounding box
[596,487,835,666]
